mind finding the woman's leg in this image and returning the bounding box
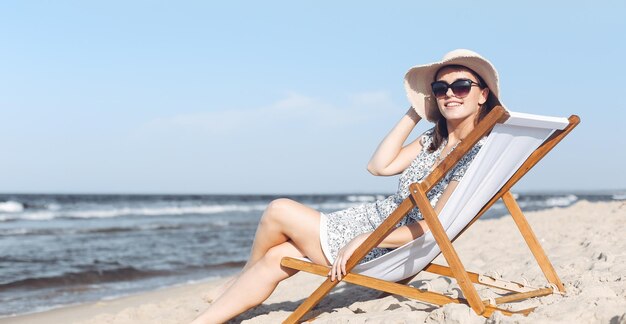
[245,198,330,268]
[204,198,330,301]
[192,240,305,324]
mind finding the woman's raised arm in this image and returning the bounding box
[367,107,424,176]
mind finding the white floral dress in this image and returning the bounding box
[319,128,485,264]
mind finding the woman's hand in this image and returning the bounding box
[328,232,370,281]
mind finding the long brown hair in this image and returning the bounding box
[428,65,501,152]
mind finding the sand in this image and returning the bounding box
[2,200,625,324]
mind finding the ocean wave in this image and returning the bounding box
[0,221,235,236]
[490,202,506,209]
[347,195,377,202]
[0,203,268,221]
[0,201,24,213]
[0,228,62,236]
[544,194,578,207]
[66,204,267,218]
[0,266,172,291]
[612,193,626,200]
[0,211,57,221]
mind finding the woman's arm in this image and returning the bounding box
[367,107,423,176]
[329,181,460,281]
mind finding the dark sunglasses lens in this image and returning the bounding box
[431,82,448,98]
[450,80,472,98]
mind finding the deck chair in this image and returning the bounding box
[280,106,580,322]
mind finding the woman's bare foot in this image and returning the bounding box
[202,276,237,303]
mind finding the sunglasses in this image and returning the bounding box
[430,79,482,99]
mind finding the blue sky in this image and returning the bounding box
[1,1,624,194]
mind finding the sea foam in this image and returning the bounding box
[0,201,24,213]
[0,203,268,221]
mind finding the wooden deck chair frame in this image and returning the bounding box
[279,106,580,323]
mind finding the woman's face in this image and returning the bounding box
[434,66,489,123]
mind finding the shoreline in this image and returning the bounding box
[0,277,226,324]
[3,200,626,323]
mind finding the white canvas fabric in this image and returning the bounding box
[350,111,570,282]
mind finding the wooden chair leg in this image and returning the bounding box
[377,274,419,298]
[281,257,531,317]
[282,279,339,324]
[409,183,486,315]
[501,191,565,292]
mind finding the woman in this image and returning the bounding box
[192,49,502,323]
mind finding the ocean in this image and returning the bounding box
[0,192,624,317]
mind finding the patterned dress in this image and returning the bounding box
[319,128,486,264]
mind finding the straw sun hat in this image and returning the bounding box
[404,49,501,122]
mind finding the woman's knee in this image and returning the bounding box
[259,244,300,275]
[262,245,286,265]
[262,198,294,224]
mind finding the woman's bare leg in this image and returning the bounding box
[203,198,329,302]
[201,276,237,302]
[245,198,329,268]
[192,241,307,324]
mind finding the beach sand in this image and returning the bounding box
[3,200,625,324]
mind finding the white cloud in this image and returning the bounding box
[349,90,399,110]
[138,91,399,135]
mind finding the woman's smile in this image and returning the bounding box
[444,100,463,108]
